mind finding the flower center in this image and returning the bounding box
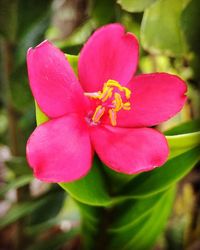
[84,80,131,126]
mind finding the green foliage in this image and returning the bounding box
[27,228,79,250]
[15,0,53,66]
[165,119,200,135]
[141,0,188,56]
[109,187,175,250]
[181,0,200,55]
[0,0,18,41]
[117,0,157,12]
[90,0,116,26]
[110,191,165,231]
[66,54,79,75]
[35,102,49,125]
[0,175,33,197]
[16,0,52,40]
[5,156,32,176]
[29,187,66,225]
[166,131,200,159]
[0,201,43,229]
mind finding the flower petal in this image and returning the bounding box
[91,125,169,174]
[78,23,139,92]
[27,40,87,118]
[115,73,187,127]
[26,114,93,182]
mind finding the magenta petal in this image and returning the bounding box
[115,73,187,127]
[26,114,93,182]
[78,23,139,92]
[27,40,87,118]
[91,125,169,174]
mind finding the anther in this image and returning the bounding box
[92,105,105,123]
[113,93,123,111]
[101,87,114,102]
[123,102,131,110]
[109,109,117,126]
[124,88,131,99]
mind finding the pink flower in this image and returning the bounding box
[26,24,187,183]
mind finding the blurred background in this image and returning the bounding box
[0,0,199,249]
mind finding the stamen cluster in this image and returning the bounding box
[85,80,131,126]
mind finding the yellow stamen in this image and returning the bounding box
[113,92,123,111]
[124,88,131,99]
[123,102,131,110]
[106,80,124,91]
[109,109,117,126]
[92,105,105,123]
[85,79,131,126]
[105,80,131,99]
[100,87,114,102]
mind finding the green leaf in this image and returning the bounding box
[0,175,33,197]
[0,201,43,229]
[26,197,79,236]
[0,0,52,65]
[109,191,164,232]
[166,131,200,159]
[10,65,34,111]
[110,213,150,249]
[0,189,65,229]
[117,0,157,12]
[35,102,49,126]
[26,218,60,236]
[0,0,18,41]
[15,15,51,67]
[164,120,200,159]
[60,158,111,207]
[77,202,102,249]
[109,187,175,250]
[90,0,116,26]
[29,188,66,225]
[16,0,52,40]
[5,156,32,176]
[119,146,200,198]
[141,0,188,56]
[181,0,200,55]
[164,119,200,135]
[27,229,79,250]
[65,54,79,75]
[125,188,175,250]
[77,201,101,225]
